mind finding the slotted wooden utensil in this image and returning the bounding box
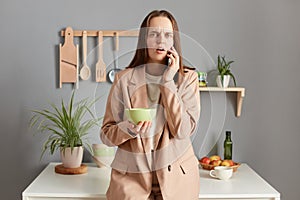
[96,31,106,82]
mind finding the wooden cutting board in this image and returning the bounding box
[55,164,87,175]
[59,26,78,88]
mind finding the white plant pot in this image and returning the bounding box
[216,75,231,88]
[60,146,83,168]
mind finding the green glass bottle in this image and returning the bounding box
[224,131,233,160]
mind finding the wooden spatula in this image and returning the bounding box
[96,31,106,82]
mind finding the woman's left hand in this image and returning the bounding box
[163,46,180,82]
[127,121,152,136]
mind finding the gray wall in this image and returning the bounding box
[1,0,299,199]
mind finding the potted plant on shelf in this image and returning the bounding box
[29,91,101,168]
[216,55,237,88]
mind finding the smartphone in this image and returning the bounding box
[167,58,171,66]
[166,51,172,66]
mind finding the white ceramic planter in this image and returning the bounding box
[60,146,83,168]
[216,75,230,88]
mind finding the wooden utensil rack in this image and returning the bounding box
[59,28,139,89]
[60,30,139,37]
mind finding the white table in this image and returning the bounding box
[199,164,280,200]
[22,163,110,200]
[22,163,280,200]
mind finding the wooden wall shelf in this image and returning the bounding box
[199,87,245,117]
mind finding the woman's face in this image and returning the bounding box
[146,16,174,64]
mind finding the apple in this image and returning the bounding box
[221,160,231,166]
[227,160,235,166]
[210,160,222,167]
[209,155,221,161]
[200,157,211,164]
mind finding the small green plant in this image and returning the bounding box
[217,55,236,86]
[29,91,101,159]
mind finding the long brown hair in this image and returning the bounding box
[127,10,188,75]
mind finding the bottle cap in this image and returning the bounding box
[226,131,231,136]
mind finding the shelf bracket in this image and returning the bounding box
[236,88,245,117]
[199,87,245,117]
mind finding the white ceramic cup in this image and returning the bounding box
[209,166,233,180]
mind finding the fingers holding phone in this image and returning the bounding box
[163,46,179,82]
[166,46,179,69]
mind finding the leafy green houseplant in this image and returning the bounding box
[216,55,237,87]
[30,91,101,168]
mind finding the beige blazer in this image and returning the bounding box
[101,65,200,200]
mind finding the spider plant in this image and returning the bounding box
[29,91,101,160]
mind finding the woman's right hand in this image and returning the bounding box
[163,46,180,82]
[127,120,152,136]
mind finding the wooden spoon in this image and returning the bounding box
[80,31,91,80]
[96,31,106,82]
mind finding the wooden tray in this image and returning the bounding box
[55,164,87,175]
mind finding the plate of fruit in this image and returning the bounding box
[199,155,240,172]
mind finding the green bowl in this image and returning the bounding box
[92,144,115,157]
[125,108,156,125]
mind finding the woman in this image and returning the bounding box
[101,10,200,200]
